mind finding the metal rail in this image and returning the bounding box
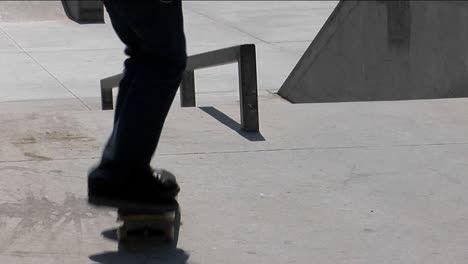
[100,44,259,132]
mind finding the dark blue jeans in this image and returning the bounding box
[100,0,187,168]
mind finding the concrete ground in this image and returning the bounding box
[0,1,467,264]
[0,1,337,103]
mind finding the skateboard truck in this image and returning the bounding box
[116,202,181,243]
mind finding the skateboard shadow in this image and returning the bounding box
[89,248,190,264]
[91,228,189,264]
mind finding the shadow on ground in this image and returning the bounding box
[199,106,265,142]
[90,229,190,264]
[89,248,190,264]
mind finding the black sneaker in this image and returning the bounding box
[87,163,180,210]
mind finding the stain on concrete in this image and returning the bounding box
[23,152,52,161]
[343,165,373,186]
[9,250,61,258]
[13,136,37,145]
[0,192,113,253]
[362,228,376,233]
[0,167,65,177]
[54,136,95,142]
[45,131,95,142]
[0,166,41,173]
[12,131,95,147]
[26,113,40,120]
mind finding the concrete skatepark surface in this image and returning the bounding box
[0,1,467,263]
[0,1,68,22]
[0,98,467,264]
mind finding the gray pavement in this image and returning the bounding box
[0,1,337,103]
[0,97,467,264]
[0,1,467,264]
[0,1,68,22]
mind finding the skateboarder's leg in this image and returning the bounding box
[101,0,187,168]
[88,0,186,207]
[102,0,143,125]
[100,0,140,164]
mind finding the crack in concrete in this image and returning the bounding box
[1,141,468,164]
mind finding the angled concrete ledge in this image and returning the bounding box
[62,0,104,24]
[279,0,468,103]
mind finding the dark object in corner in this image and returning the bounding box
[61,0,104,24]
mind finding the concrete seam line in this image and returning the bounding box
[0,26,92,111]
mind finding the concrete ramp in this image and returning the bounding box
[279,1,468,103]
[0,1,68,22]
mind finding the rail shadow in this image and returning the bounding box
[199,106,265,142]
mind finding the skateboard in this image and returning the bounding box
[116,200,180,243]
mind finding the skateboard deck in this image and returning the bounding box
[116,201,180,243]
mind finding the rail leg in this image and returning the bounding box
[238,45,259,132]
[101,85,114,110]
[180,71,196,107]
